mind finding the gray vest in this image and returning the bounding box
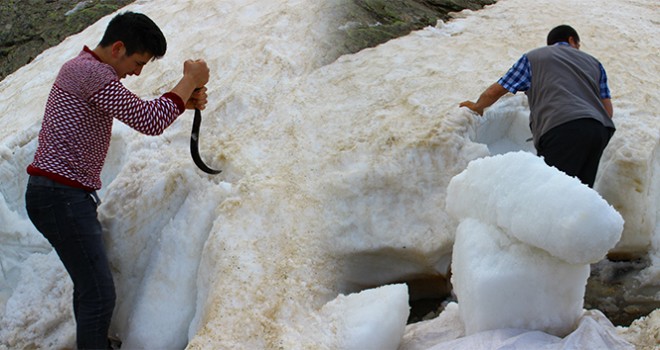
[525,45,614,148]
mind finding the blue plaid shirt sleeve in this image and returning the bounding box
[498,54,532,93]
[599,63,611,99]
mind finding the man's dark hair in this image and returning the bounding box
[99,12,167,59]
[546,25,580,46]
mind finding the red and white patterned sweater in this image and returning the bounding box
[28,46,185,190]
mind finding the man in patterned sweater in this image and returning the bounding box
[459,25,614,188]
[24,12,209,349]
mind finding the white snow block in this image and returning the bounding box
[320,284,410,350]
[446,151,624,264]
[446,151,625,337]
[451,219,590,337]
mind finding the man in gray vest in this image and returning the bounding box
[459,25,614,188]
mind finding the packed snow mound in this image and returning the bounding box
[446,151,626,337]
[446,151,624,264]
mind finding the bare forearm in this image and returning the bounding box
[477,83,508,109]
[601,98,613,118]
[170,75,197,104]
[460,83,509,115]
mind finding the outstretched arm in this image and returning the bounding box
[459,82,509,116]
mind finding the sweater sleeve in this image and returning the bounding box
[163,92,186,113]
[90,80,183,136]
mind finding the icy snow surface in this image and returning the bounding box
[0,0,658,349]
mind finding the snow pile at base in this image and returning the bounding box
[446,152,624,336]
[400,304,634,350]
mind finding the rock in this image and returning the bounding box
[338,0,496,54]
[585,256,660,326]
[0,0,133,81]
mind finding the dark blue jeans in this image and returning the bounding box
[25,176,115,350]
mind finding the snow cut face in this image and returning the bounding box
[452,218,591,337]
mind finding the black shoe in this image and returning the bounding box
[108,336,122,350]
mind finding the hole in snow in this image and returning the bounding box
[471,95,535,156]
[401,274,454,324]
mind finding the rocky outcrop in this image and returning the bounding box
[0,0,133,81]
[340,0,496,53]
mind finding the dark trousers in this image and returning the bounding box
[537,118,614,188]
[25,176,115,350]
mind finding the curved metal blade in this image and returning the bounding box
[190,108,221,174]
